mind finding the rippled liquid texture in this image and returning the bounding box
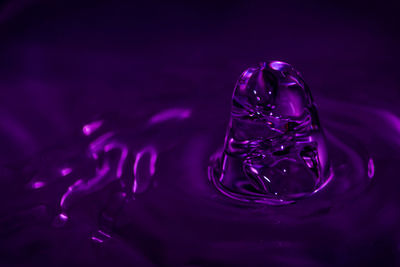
[2,57,400,265]
[1,87,399,266]
[209,61,332,204]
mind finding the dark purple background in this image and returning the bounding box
[0,0,398,163]
[0,0,399,266]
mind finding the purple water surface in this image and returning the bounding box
[0,0,399,266]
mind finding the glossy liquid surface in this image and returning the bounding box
[210,61,332,204]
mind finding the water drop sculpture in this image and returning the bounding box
[209,61,332,204]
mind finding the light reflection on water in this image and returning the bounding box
[0,99,399,265]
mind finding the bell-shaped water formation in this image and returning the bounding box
[209,61,332,204]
